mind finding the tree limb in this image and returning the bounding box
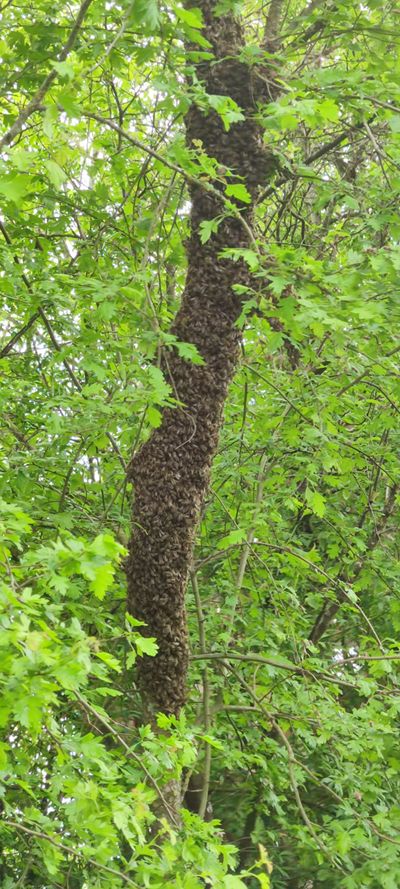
[257,118,374,205]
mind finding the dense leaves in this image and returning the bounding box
[1,0,400,886]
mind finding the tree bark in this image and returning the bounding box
[126,1,277,718]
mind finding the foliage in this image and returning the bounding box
[1,0,400,886]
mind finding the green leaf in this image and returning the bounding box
[135,635,158,656]
[95,650,121,672]
[255,875,271,889]
[42,102,58,137]
[53,660,87,690]
[225,183,251,204]
[175,341,205,364]
[147,365,172,403]
[40,838,64,876]
[175,6,204,29]
[217,528,246,549]
[95,686,122,697]
[131,0,159,29]
[0,174,31,205]
[199,734,224,750]
[51,59,75,80]
[56,88,81,116]
[0,742,9,770]
[147,406,162,427]
[334,829,352,855]
[318,98,339,122]
[97,300,117,320]
[44,160,67,188]
[344,586,358,604]
[13,696,43,731]
[305,489,326,518]
[126,650,137,668]
[389,115,400,133]
[10,149,32,172]
[90,562,115,599]
[242,249,261,270]
[199,217,221,243]
[89,533,125,560]
[223,877,248,889]
[207,94,245,130]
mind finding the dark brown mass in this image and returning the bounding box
[126,0,277,716]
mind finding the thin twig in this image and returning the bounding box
[336,343,400,396]
[86,0,135,75]
[4,820,139,886]
[190,651,359,690]
[0,311,40,357]
[190,569,212,819]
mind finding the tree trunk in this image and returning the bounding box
[126,1,277,718]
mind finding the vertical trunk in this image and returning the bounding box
[126,1,277,717]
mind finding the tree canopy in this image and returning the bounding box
[1,0,400,887]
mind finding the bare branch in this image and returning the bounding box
[264,0,285,51]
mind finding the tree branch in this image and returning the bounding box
[0,311,40,358]
[4,820,139,886]
[257,118,374,205]
[263,0,285,51]
[190,651,358,690]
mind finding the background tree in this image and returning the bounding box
[1,0,400,887]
